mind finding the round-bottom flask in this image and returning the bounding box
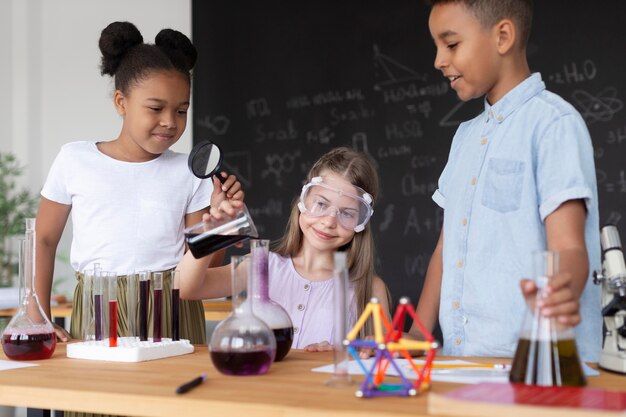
[250,239,294,361]
[509,251,586,386]
[2,219,57,360]
[209,255,276,375]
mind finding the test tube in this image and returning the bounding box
[139,271,150,341]
[81,267,94,341]
[94,270,104,341]
[126,272,137,338]
[171,270,180,341]
[108,272,118,347]
[325,252,352,387]
[153,272,163,342]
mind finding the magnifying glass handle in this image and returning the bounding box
[216,171,228,184]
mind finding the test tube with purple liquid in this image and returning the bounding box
[94,271,103,341]
[139,271,150,341]
[171,270,180,341]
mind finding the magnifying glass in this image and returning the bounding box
[188,140,227,183]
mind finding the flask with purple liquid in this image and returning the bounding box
[250,239,294,361]
[209,255,276,376]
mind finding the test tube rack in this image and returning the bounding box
[66,337,193,362]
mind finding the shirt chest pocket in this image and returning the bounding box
[137,198,184,243]
[481,158,525,213]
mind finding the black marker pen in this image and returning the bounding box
[176,373,207,394]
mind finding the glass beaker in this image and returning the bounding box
[184,204,259,259]
[1,219,57,360]
[509,251,586,386]
[250,239,294,361]
[209,255,276,375]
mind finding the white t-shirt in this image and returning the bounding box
[41,141,213,274]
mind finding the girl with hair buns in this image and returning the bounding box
[177,147,391,352]
[35,21,243,346]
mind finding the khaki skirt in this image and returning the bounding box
[70,268,206,344]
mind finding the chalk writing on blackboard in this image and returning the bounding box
[607,126,626,145]
[255,119,298,142]
[604,170,626,193]
[439,101,468,127]
[261,151,302,186]
[196,114,230,135]
[379,204,395,232]
[352,132,379,168]
[248,199,283,218]
[401,174,437,197]
[571,87,623,124]
[404,253,430,277]
[547,60,597,84]
[286,89,365,110]
[373,44,428,90]
[246,97,271,119]
[223,151,252,188]
[606,211,623,226]
[385,120,423,140]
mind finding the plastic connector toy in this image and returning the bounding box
[345,297,438,398]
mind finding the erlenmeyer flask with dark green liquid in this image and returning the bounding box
[509,251,586,386]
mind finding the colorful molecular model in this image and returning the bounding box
[345,297,438,398]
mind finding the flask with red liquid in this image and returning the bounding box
[250,239,294,361]
[209,255,276,375]
[2,218,57,360]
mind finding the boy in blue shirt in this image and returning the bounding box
[411,0,601,361]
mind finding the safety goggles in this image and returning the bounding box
[298,176,374,232]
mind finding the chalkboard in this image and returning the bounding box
[191,0,626,314]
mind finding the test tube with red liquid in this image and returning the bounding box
[171,270,180,341]
[139,271,150,341]
[153,272,163,342]
[108,273,118,347]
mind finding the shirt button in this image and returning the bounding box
[304,284,310,291]
[457,260,463,268]
[462,218,468,226]
[497,115,503,122]
[480,137,488,145]
[297,304,305,311]
[294,327,299,334]
[452,301,460,310]
[470,177,477,185]
[488,110,493,117]
[463,317,468,324]
[454,338,462,345]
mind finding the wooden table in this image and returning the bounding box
[0,299,231,323]
[0,344,625,417]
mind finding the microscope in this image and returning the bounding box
[594,224,626,373]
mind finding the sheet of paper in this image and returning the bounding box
[311,358,599,385]
[0,359,39,371]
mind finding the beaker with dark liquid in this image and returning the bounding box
[250,239,294,361]
[509,251,586,386]
[209,255,276,375]
[184,205,259,259]
[1,219,57,360]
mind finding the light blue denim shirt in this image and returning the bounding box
[433,73,601,362]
